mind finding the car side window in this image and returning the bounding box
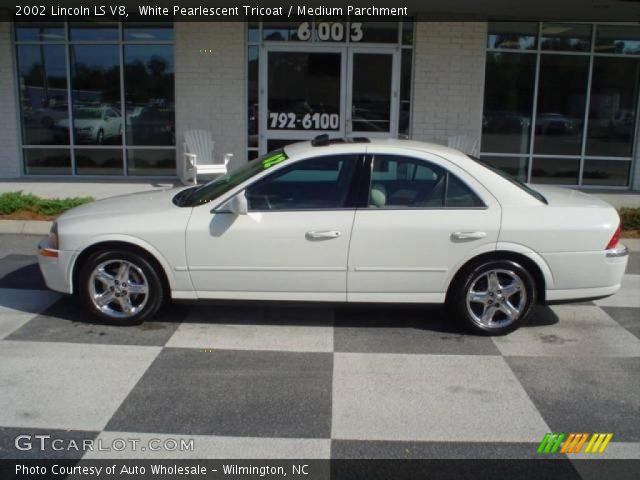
[369,155,446,208]
[368,155,484,209]
[446,174,485,207]
[246,154,358,211]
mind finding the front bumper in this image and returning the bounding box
[37,239,75,294]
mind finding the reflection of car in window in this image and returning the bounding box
[535,113,579,134]
[55,106,122,144]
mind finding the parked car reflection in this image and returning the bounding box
[535,113,580,135]
[55,106,122,145]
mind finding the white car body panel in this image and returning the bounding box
[185,208,355,301]
[38,139,628,310]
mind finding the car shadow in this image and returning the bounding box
[0,256,47,290]
[0,257,559,336]
[177,299,560,334]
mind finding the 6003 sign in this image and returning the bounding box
[297,22,363,42]
[269,112,340,130]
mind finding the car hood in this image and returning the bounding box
[58,187,188,221]
[532,185,613,208]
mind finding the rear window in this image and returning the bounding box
[469,156,548,204]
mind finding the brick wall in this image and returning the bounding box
[174,22,246,174]
[411,21,487,152]
[0,22,20,178]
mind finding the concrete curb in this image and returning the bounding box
[0,219,51,235]
[1,219,639,252]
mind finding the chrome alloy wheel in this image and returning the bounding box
[465,269,527,329]
[88,259,149,319]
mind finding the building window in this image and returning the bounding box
[482,23,640,188]
[14,20,175,177]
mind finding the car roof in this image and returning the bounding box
[284,138,468,160]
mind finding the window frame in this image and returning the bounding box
[361,153,488,210]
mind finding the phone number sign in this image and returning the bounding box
[269,112,340,131]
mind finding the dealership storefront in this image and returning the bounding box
[0,19,639,189]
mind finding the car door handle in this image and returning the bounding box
[452,231,487,240]
[306,230,342,240]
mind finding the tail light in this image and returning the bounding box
[606,224,621,250]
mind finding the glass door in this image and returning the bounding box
[261,46,346,152]
[347,48,399,138]
[260,45,399,152]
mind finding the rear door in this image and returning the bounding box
[347,149,501,303]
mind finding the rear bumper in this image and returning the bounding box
[37,239,75,294]
[544,244,628,302]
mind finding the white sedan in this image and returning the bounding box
[38,138,629,335]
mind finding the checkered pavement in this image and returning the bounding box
[0,234,639,461]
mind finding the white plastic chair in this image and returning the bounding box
[182,130,230,185]
[447,135,480,157]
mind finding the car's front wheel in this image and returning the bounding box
[78,249,164,325]
[450,259,535,335]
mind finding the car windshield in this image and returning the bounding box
[468,156,548,205]
[178,149,288,207]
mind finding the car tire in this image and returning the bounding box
[449,259,536,335]
[78,249,164,326]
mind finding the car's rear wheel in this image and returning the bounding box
[450,259,535,335]
[78,249,164,325]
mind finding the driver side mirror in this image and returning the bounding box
[227,190,248,216]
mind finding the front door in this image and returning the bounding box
[185,152,363,301]
[260,46,399,152]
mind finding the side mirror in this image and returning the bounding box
[228,191,248,216]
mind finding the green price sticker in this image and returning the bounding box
[262,153,287,169]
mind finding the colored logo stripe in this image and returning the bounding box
[537,433,565,454]
[538,433,613,454]
[585,433,613,454]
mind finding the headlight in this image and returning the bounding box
[48,222,59,249]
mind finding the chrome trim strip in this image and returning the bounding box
[187,266,346,272]
[606,245,629,258]
[353,266,448,273]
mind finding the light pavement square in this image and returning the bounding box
[595,274,640,308]
[0,311,39,341]
[331,353,550,442]
[167,321,334,352]
[0,341,160,431]
[83,432,331,459]
[493,305,640,357]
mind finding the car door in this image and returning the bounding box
[347,150,501,303]
[185,152,363,301]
